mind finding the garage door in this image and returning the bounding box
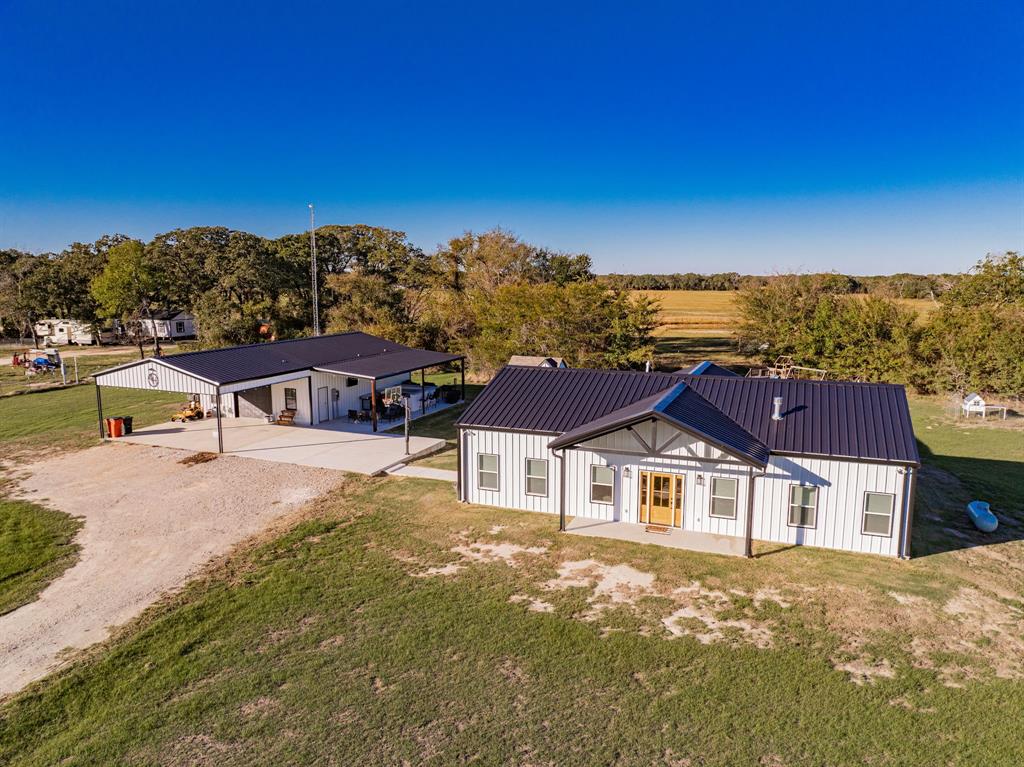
[237,386,273,418]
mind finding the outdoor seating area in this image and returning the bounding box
[354,380,462,424]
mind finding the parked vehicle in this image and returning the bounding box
[34,318,116,346]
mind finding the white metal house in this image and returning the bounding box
[456,364,920,559]
[93,332,465,450]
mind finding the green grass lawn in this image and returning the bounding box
[0,497,81,616]
[1,372,1023,764]
[0,383,182,454]
[1,474,1023,765]
[0,384,183,623]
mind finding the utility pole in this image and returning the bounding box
[308,203,320,336]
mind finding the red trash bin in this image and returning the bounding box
[106,417,124,438]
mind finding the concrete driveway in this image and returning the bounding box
[119,417,445,474]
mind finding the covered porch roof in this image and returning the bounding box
[547,381,770,467]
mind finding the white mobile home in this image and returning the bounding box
[456,364,920,559]
[140,310,196,340]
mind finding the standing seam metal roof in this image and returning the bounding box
[96,332,463,385]
[548,382,770,466]
[457,366,920,465]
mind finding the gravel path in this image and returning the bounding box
[0,443,344,698]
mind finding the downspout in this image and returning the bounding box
[901,467,917,560]
[743,465,760,558]
[557,448,567,532]
[455,427,463,502]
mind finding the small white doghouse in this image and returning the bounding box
[961,393,1007,420]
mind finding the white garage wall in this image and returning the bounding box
[96,360,215,396]
[270,378,312,425]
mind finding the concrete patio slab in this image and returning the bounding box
[119,417,445,475]
[565,517,746,557]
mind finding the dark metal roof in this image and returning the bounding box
[681,374,920,465]
[685,360,740,377]
[97,332,462,385]
[457,366,920,465]
[548,382,769,466]
[314,348,462,379]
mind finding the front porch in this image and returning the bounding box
[564,517,746,557]
[314,397,458,434]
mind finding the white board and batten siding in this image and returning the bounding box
[462,429,561,515]
[462,419,910,558]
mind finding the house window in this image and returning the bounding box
[525,459,548,496]
[478,454,499,491]
[284,387,297,411]
[174,321,185,334]
[346,377,358,388]
[709,477,737,519]
[788,485,818,528]
[862,492,895,537]
[590,465,614,504]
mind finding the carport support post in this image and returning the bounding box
[370,378,378,432]
[95,383,105,440]
[460,359,465,402]
[420,368,426,414]
[215,385,224,453]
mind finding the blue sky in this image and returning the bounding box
[1,1,1021,274]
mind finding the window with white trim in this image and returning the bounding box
[477,453,499,491]
[590,465,614,504]
[175,321,185,334]
[862,492,894,536]
[788,485,818,528]
[709,477,737,519]
[525,458,548,496]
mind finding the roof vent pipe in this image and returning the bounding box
[771,396,784,421]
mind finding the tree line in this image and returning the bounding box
[600,271,959,299]
[735,252,1023,395]
[0,226,657,375]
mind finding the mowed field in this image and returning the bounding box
[636,290,937,370]
[1,382,1023,764]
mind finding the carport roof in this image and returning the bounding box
[96,332,463,386]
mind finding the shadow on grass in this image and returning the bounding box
[912,440,1024,557]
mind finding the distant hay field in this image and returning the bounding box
[635,289,937,337]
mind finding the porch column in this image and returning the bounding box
[420,368,426,414]
[215,386,224,453]
[95,384,105,439]
[370,378,378,432]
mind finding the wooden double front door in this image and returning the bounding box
[639,471,684,527]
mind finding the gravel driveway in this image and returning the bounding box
[0,443,344,697]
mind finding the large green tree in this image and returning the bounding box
[91,240,163,357]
